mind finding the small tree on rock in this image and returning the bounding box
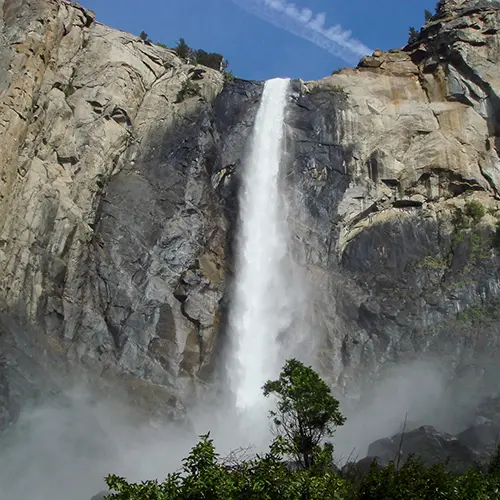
[263,358,345,469]
[408,27,419,44]
[175,38,192,61]
[424,9,433,22]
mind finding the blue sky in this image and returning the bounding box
[81,0,436,81]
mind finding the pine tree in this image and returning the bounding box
[175,38,192,61]
[408,27,419,44]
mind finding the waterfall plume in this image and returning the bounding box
[228,78,291,411]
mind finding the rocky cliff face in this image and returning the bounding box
[284,0,500,421]
[0,0,499,430]
[0,0,228,424]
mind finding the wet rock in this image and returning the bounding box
[457,419,500,461]
[366,425,480,473]
[0,0,500,423]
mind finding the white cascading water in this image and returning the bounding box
[229,78,291,411]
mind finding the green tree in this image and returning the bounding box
[263,358,345,469]
[464,200,486,223]
[424,9,433,22]
[139,31,148,41]
[105,434,238,500]
[175,38,192,61]
[408,27,419,44]
[223,70,235,85]
[192,49,228,71]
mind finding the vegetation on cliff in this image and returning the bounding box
[104,360,500,499]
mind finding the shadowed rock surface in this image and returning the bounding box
[0,0,499,432]
[366,425,480,473]
[346,396,500,476]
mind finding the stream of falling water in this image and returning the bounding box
[228,78,291,412]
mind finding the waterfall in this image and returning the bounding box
[229,78,291,411]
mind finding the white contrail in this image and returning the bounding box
[229,0,372,64]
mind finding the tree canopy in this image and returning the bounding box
[103,359,500,499]
[263,358,345,468]
[174,38,229,72]
[408,27,419,44]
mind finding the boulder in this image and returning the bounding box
[366,425,480,473]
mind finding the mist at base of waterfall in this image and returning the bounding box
[0,356,487,499]
[0,388,275,500]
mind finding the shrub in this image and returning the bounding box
[193,49,225,71]
[175,80,200,103]
[452,207,469,229]
[424,9,433,22]
[464,200,486,223]
[331,85,347,94]
[408,27,419,44]
[223,70,235,84]
[174,38,229,73]
[174,37,192,60]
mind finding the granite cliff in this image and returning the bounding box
[0,0,499,431]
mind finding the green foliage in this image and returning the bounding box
[174,38,230,73]
[139,31,148,41]
[488,444,500,475]
[263,358,345,468]
[417,256,446,270]
[175,37,191,60]
[192,49,226,71]
[456,305,484,324]
[452,207,469,230]
[408,27,419,44]
[456,297,500,324]
[105,434,348,500]
[464,200,486,223]
[331,85,347,94]
[104,360,500,500]
[156,42,168,49]
[424,9,433,22]
[105,439,500,499]
[64,83,75,98]
[354,456,500,500]
[450,201,496,271]
[223,70,235,85]
[176,79,201,103]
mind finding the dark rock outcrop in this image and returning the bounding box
[366,425,480,473]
